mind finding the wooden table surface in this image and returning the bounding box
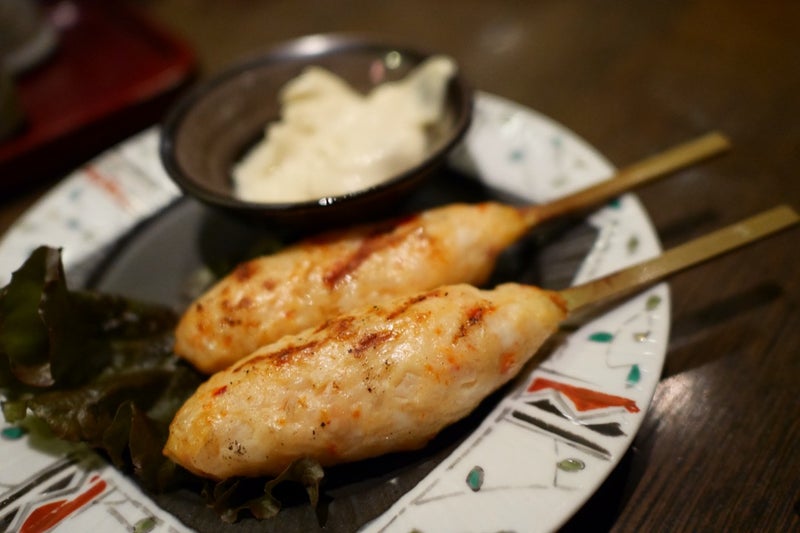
[2,1,798,531]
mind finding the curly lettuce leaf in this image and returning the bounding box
[0,246,194,490]
[206,458,324,523]
[0,246,177,388]
[0,246,90,386]
[0,246,326,523]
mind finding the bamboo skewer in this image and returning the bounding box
[520,131,731,227]
[559,204,799,321]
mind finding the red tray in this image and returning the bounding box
[0,0,196,194]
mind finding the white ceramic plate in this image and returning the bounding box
[0,92,668,532]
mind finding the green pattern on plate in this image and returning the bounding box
[1,426,26,439]
[626,364,642,385]
[646,294,662,311]
[627,235,640,254]
[589,332,614,343]
[557,458,585,472]
[134,517,158,533]
[466,466,485,491]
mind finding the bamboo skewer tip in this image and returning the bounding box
[521,131,732,228]
[559,204,798,321]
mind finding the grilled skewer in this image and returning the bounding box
[164,205,797,479]
[175,133,729,373]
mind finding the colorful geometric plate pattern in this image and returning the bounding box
[0,92,668,532]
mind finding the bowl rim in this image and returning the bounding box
[158,32,474,215]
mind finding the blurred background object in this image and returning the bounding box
[0,0,58,75]
[0,0,57,142]
[0,67,25,141]
[0,0,194,195]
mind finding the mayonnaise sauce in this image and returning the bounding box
[232,56,456,203]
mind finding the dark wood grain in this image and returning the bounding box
[1,0,798,531]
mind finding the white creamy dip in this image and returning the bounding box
[232,55,457,203]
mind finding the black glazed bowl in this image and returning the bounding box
[159,33,473,228]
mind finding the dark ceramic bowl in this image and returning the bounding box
[159,33,473,228]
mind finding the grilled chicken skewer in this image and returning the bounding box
[164,205,797,480]
[175,132,729,373]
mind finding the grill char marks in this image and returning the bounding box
[351,330,394,357]
[323,215,422,288]
[454,304,495,342]
[232,340,321,372]
[385,289,447,320]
